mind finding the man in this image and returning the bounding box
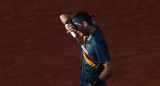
[65,11,113,86]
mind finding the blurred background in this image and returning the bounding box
[0,0,160,86]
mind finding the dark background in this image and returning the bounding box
[0,0,160,86]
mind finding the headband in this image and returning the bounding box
[72,18,91,23]
[72,14,96,24]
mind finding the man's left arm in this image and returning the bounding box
[88,61,113,86]
[98,61,114,81]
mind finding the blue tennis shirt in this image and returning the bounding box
[80,27,111,86]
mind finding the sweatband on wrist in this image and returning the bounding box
[90,78,102,85]
[65,19,72,24]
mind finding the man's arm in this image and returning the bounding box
[88,61,113,86]
[98,61,114,81]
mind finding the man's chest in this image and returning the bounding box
[84,41,96,56]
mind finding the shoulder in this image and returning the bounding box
[93,29,107,46]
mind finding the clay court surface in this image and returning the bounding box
[0,0,160,86]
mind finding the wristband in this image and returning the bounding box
[65,19,72,24]
[65,19,78,28]
[90,78,102,86]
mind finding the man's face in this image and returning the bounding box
[74,22,88,37]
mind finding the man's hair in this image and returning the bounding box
[72,11,94,26]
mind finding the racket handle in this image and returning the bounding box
[70,32,76,38]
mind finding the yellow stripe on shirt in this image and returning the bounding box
[83,36,99,68]
[83,50,99,68]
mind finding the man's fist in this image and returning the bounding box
[65,24,76,33]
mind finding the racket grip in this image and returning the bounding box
[81,45,88,54]
[70,32,76,38]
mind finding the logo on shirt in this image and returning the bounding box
[88,44,91,47]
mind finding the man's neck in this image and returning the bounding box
[87,26,96,36]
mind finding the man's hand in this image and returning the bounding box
[87,78,102,86]
[65,24,76,33]
[87,83,93,86]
